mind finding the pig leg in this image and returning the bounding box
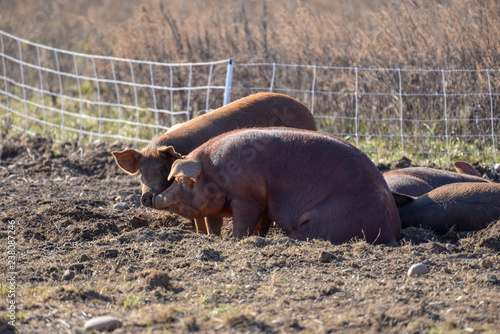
[230,200,263,238]
[194,218,209,234]
[252,214,272,236]
[205,217,223,236]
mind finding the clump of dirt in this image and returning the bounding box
[143,270,173,290]
[1,134,499,334]
[460,220,500,252]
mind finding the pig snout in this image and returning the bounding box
[141,190,172,210]
[141,191,155,207]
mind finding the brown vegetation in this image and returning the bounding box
[2,0,499,68]
[0,0,499,165]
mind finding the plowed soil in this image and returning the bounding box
[1,134,499,334]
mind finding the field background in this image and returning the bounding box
[2,0,499,68]
[1,2,500,334]
[0,0,500,166]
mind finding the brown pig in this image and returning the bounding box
[393,183,500,233]
[111,92,317,235]
[383,161,488,197]
[146,127,401,245]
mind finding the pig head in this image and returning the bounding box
[393,182,500,233]
[111,145,182,201]
[384,161,488,197]
[150,158,228,220]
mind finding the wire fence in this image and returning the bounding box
[1,29,499,165]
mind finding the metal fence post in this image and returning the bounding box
[223,59,233,106]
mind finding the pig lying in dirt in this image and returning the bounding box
[384,161,488,197]
[112,92,317,235]
[393,183,500,233]
[145,128,401,245]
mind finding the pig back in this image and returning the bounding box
[150,92,316,155]
[397,182,500,233]
[384,167,488,197]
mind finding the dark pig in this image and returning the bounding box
[147,128,401,245]
[111,92,317,235]
[383,161,488,197]
[393,183,500,233]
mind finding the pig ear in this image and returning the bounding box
[391,191,416,208]
[157,146,183,160]
[168,159,201,182]
[111,149,141,175]
[453,161,480,177]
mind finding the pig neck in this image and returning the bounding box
[151,113,236,155]
[151,128,207,156]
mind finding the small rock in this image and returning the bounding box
[7,164,18,170]
[79,254,91,262]
[196,248,221,261]
[407,263,430,277]
[0,321,16,334]
[319,251,335,263]
[84,315,123,332]
[68,263,85,271]
[113,202,130,210]
[62,270,75,281]
[109,238,120,244]
[480,259,493,269]
[254,237,265,247]
[494,163,500,173]
[115,196,122,202]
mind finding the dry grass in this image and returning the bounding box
[3,0,498,68]
[0,0,499,165]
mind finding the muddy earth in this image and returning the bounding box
[1,134,499,334]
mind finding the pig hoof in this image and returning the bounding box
[141,192,154,207]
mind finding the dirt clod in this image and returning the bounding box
[144,270,172,290]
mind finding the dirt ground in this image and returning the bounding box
[0,133,499,334]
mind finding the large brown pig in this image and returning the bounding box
[111,92,317,235]
[393,183,500,233]
[146,128,401,245]
[383,161,488,197]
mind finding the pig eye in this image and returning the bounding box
[177,176,190,185]
[159,166,169,177]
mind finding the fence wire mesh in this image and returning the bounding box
[1,29,498,165]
